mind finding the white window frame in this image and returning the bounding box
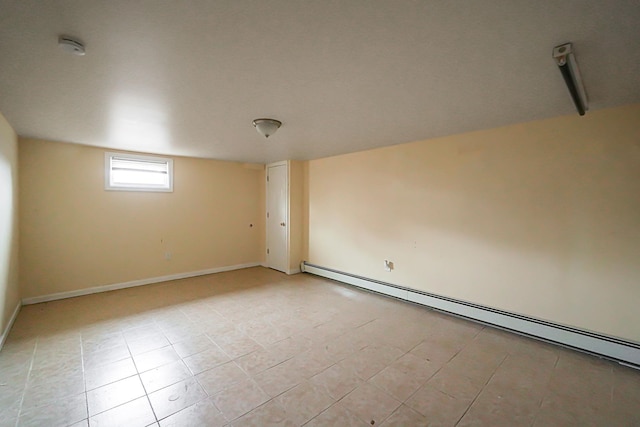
[105,152,174,192]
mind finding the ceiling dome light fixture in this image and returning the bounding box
[58,36,86,56]
[252,118,282,138]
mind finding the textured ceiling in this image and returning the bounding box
[0,1,639,163]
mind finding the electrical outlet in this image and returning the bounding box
[384,260,394,271]
[165,251,172,260]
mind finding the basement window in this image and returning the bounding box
[105,152,173,192]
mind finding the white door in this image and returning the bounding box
[266,163,288,273]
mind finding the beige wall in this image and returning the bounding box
[307,104,640,342]
[0,113,20,336]
[19,139,264,299]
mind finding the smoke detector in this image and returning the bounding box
[58,36,86,56]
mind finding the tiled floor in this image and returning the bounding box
[1,267,638,427]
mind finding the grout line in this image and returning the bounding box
[123,327,159,425]
[15,338,38,427]
[531,351,560,425]
[454,353,508,426]
[80,331,89,425]
[401,353,446,404]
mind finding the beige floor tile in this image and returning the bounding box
[0,389,26,417]
[182,345,230,375]
[459,341,509,368]
[339,345,404,381]
[508,336,559,362]
[445,352,505,384]
[27,359,84,389]
[405,383,471,425]
[359,319,426,353]
[87,375,146,416]
[127,333,171,356]
[254,358,304,397]
[457,386,541,427]
[31,351,81,371]
[82,332,127,356]
[600,410,640,427]
[310,362,363,400]
[276,380,334,425]
[613,363,640,397]
[380,404,429,427]
[140,360,193,393]
[0,393,21,425]
[210,329,262,359]
[133,346,180,373]
[162,325,202,345]
[426,367,486,401]
[290,348,336,378]
[201,319,237,338]
[83,344,131,370]
[610,364,640,424]
[0,357,31,383]
[435,317,483,338]
[80,322,122,341]
[18,392,87,427]
[21,373,85,410]
[533,388,612,426]
[231,399,296,427]
[234,347,290,376]
[195,361,249,395]
[320,331,368,362]
[171,334,214,358]
[532,405,601,427]
[89,396,156,427]
[119,316,156,333]
[86,357,137,391]
[305,402,369,427]
[36,332,81,352]
[486,363,549,399]
[307,318,352,342]
[392,352,440,382]
[123,325,162,342]
[265,335,312,360]
[236,318,289,347]
[369,363,425,402]
[410,337,465,365]
[211,378,270,421]
[148,377,208,420]
[159,400,227,427]
[340,382,401,425]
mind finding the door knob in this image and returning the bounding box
[280,222,286,226]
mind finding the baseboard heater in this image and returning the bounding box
[301,262,640,369]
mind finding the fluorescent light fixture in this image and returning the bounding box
[552,43,588,116]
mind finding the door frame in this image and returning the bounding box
[265,160,289,273]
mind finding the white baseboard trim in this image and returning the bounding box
[302,262,640,368]
[0,301,21,351]
[22,262,261,305]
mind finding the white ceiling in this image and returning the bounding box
[0,1,639,163]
